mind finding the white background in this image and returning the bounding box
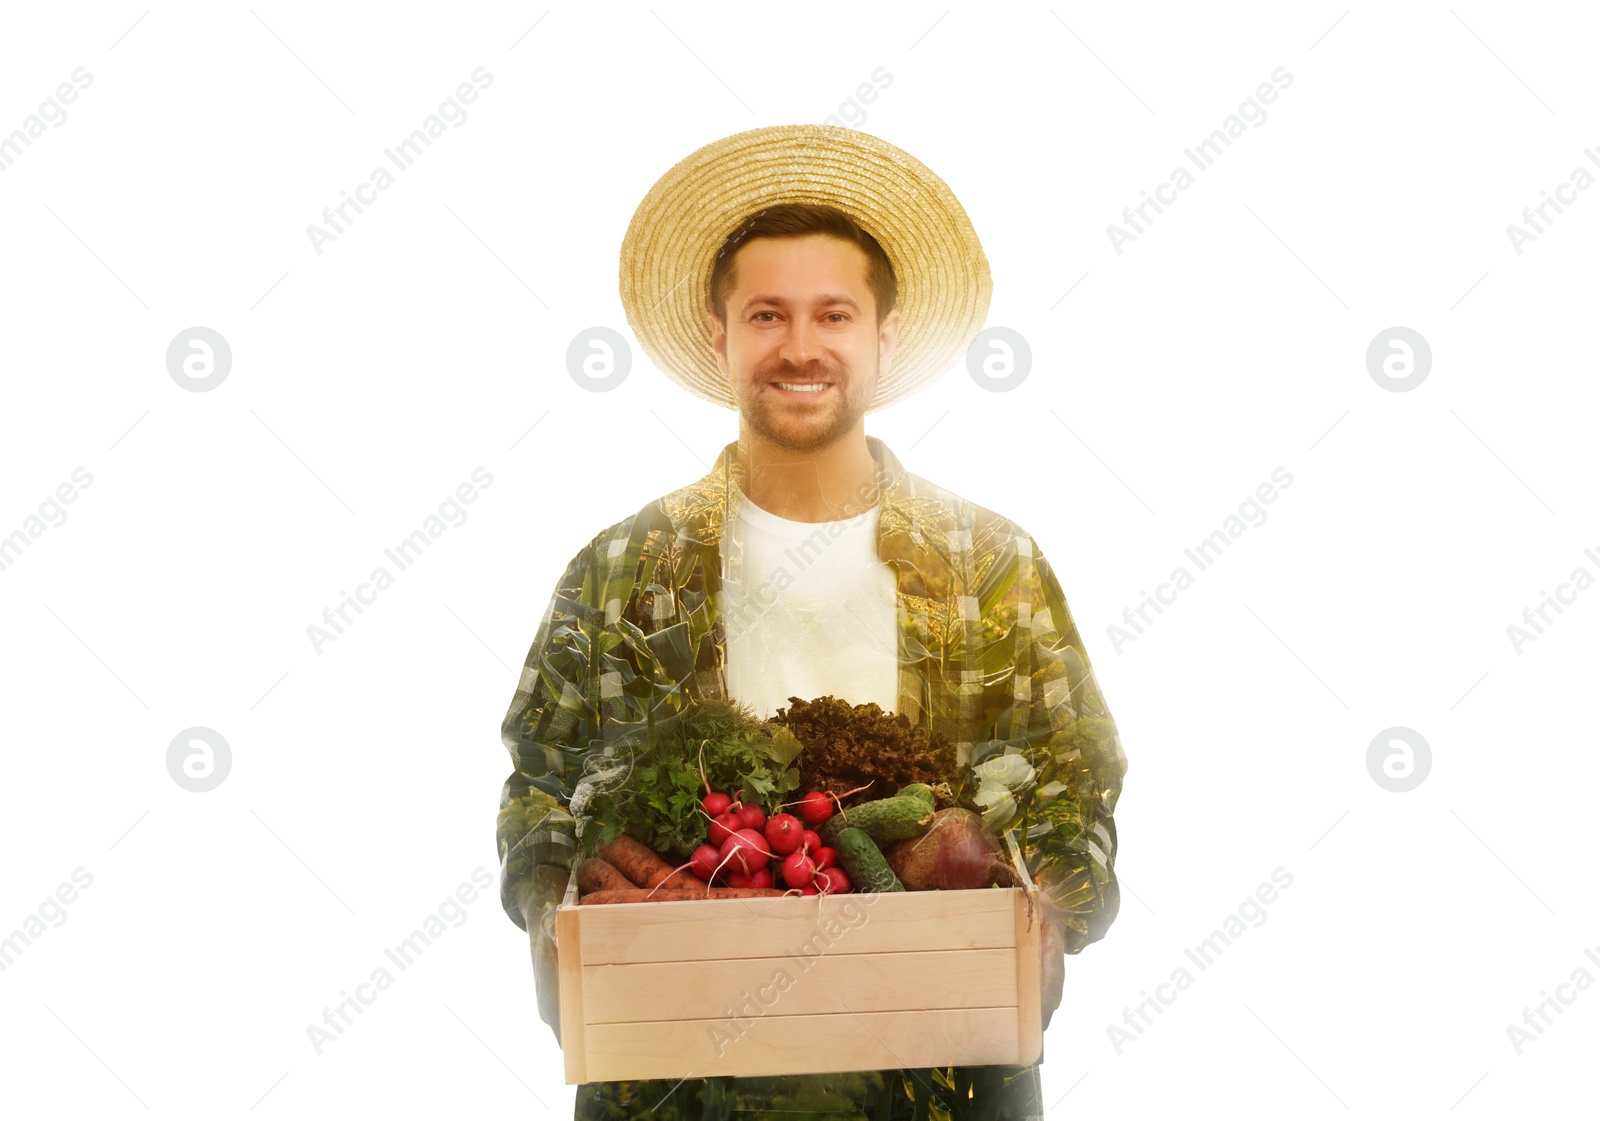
[2,2,1595,1116]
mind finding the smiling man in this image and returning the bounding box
[497,124,1128,1121]
[709,212,904,723]
[717,226,895,466]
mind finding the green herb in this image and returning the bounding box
[579,698,803,861]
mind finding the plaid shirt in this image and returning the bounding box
[496,434,1127,1113]
[498,433,1126,934]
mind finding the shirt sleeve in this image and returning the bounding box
[1017,534,1128,956]
[496,540,601,931]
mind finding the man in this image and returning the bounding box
[497,124,1128,1120]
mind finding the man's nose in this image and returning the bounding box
[778,317,824,368]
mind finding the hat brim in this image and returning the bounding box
[618,124,992,413]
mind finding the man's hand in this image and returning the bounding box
[516,871,569,1045]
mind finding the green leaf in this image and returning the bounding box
[765,726,805,768]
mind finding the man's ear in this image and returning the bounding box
[877,307,901,379]
[708,309,728,378]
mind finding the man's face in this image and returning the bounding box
[711,234,899,454]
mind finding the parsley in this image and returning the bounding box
[580,698,804,861]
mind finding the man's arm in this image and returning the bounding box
[496,540,604,1041]
[496,539,598,928]
[1015,534,1128,964]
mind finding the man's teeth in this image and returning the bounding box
[777,382,826,392]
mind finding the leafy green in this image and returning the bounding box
[579,697,804,861]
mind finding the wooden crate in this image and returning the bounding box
[551,840,1042,1083]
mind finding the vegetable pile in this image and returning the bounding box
[571,694,1026,904]
[576,776,859,903]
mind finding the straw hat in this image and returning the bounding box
[618,123,992,413]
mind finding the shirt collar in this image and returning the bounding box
[658,435,921,565]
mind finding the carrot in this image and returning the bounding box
[657,866,714,891]
[598,835,681,889]
[575,857,633,895]
[578,887,787,905]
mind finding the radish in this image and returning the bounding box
[799,884,819,896]
[782,851,816,888]
[764,813,804,856]
[746,867,774,889]
[812,846,838,870]
[734,802,767,831]
[707,810,741,846]
[718,828,771,876]
[801,829,823,854]
[792,782,871,825]
[688,843,721,882]
[797,790,834,825]
[644,847,719,899]
[725,870,751,889]
[817,867,852,894]
[702,791,733,818]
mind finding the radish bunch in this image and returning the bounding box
[691,786,854,894]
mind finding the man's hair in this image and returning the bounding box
[707,203,898,327]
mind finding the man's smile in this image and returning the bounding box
[769,381,834,399]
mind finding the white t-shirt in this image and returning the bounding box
[721,492,899,720]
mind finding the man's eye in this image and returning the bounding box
[752,312,776,322]
[826,313,848,323]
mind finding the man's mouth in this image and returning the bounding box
[771,381,831,395]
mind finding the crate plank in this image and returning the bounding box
[582,1006,1022,1081]
[1013,890,1043,1067]
[571,889,1017,966]
[582,947,1019,1023]
[555,907,586,1084]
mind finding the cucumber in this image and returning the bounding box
[835,827,904,893]
[820,789,935,846]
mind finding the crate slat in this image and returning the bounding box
[574,889,1017,966]
[1013,890,1043,1067]
[555,907,586,1084]
[582,1006,1023,1082]
[582,946,1018,1023]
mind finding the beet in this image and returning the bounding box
[884,808,1017,891]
